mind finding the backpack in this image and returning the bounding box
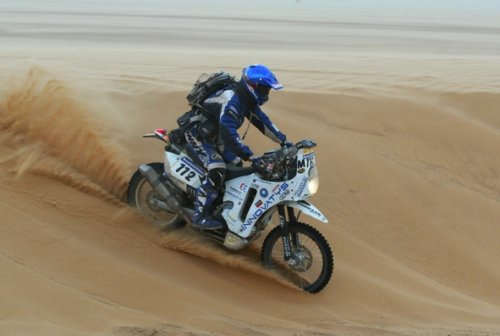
[175,71,236,140]
[186,71,236,107]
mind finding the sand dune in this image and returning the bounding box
[1,2,500,336]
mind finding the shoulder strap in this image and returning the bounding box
[242,110,254,141]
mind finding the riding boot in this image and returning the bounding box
[192,187,224,230]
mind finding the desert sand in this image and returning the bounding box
[1,1,500,335]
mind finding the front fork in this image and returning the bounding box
[278,205,300,261]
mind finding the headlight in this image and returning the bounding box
[308,166,319,195]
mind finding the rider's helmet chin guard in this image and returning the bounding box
[241,64,283,105]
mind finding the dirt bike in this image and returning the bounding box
[127,129,333,293]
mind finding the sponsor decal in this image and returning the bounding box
[255,200,263,208]
[240,182,289,233]
[301,202,326,221]
[225,189,240,199]
[239,183,248,192]
[259,188,269,197]
[295,177,308,198]
[230,186,241,193]
[279,189,290,201]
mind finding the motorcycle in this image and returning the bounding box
[127,129,333,293]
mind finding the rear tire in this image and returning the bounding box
[127,162,185,230]
[261,222,333,293]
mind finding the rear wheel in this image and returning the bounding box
[261,222,333,293]
[127,162,185,230]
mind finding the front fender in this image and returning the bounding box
[286,200,329,223]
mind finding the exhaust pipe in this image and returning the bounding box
[138,164,182,213]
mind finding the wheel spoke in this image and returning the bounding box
[261,222,333,293]
[271,234,322,284]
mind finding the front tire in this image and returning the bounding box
[127,162,185,230]
[261,222,333,293]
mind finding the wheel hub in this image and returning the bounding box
[288,245,313,272]
[146,190,163,211]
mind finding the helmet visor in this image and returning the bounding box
[252,84,271,96]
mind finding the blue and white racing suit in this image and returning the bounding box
[184,82,287,224]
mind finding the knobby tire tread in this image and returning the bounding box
[261,222,334,293]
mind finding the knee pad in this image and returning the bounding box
[206,168,226,190]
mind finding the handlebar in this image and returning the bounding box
[142,129,317,179]
[252,139,317,180]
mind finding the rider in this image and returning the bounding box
[184,64,290,230]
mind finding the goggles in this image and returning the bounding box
[251,84,271,96]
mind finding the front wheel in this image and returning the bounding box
[127,162,185,230]
[261,222,333,293]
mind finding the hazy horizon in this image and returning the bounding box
[1,0,499,57]
[2,0,500,19]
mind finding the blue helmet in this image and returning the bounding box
[241,64,283,105]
